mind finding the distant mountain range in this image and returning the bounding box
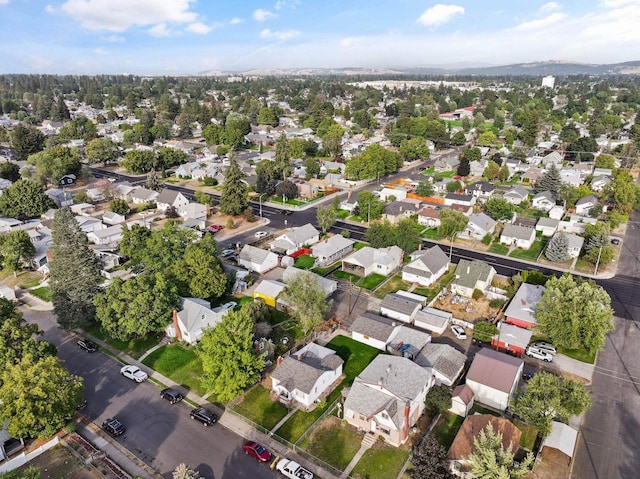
[199,60,640,77]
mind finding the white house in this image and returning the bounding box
[238,245,279,273]
[311,235,354,266]
[350,312,399,350]
[102,211,126,225]
[414,343,466,386]
[270,223,320,255]
[503,186,529,205]
[460,213,496,240]
[87,224,123,245]
[130,187,159,205]
[156,189,190,216]
[417,208,441,228]
[535,217,559,237]
[562,232,585,258]
[549,205,565,220]
[166,297,235,344]
[380,292,423,323]
[413,307,451,335]
[500,224,536,249]
[271,343,344,409]
[465,348,523,411]
[444,193,476,207]
[590,175,612,192]
[449,384,474,417]
[401,246,449,287]
[575,195,599,216]
[342,245,403,277]
[531,191,556,211]
[464,181,495,201]
[450,260,496,298]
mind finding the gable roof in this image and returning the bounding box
[468,213,496,232]
[404,246,448,277]
[282,266,337,296]
[452,384,474,405]
[533,190,556,202]
[504,185,529,199]
[453,259,494,289]
[239,244,274,264]
[542,421,578,458]
[350,312,398,342]
[254,279,286,298]
[271,343,344,394]
[283,223,320,245]
[466,181,495,193]
[576,195,598,206]
[466,349,523,393]
[502,224,535,241]
[344,245,402,268]
[414,343,466,383]
[381,293,423,317]
[448,415,522,460]
[504,283,545,324]
[156,188,182,205]
[178,297,219,332]
[494,323,533,349]
[312,234,354,258]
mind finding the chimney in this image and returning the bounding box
[277,356,283,366]
[378,377,384,386]
[466,265,470,275]
[402,401,411,441]
[172,310,182,341]
[297,354,303,361]
[521,299,527,305]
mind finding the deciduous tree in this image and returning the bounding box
[109,199,130,216]
[365,220,396,248]
[356,191,385,221]
[484,197,515,221]
[439,208,469,240]
[275,180,298,201]
[0,230,35,272]
[26,145,82,187]
[415,180,434,197]
[316,205,337,233]
[175,235,227,300]
[395,218,422,254]
[0,179,54,219]
[281,272,331,334]
[408,436,453,479]
[85,138,120,166]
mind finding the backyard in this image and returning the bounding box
[293,254,316,269]
[432,411,465,449]
[373,273,411,299]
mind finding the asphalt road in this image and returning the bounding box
[21,308,278,479]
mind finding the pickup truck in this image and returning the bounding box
[275,458,313,479]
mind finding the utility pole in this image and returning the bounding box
[594,244,603,275]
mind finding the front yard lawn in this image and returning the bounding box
[488,243,510,255]
[359,273,387,290]
[142,344,206,396]
[30,286,52,302]
[232,385,289,430]
[325,335,380,385]
[509,239,546,261]
[514,419,538,450]
[557,346,596,364]
[432,411,465,449]
[293,254,316,269]
[353,241,368,250]
[299,416,362,471]
[351,443,410,479]
[423,228,442,240]
[87,328,161,360]
[270,196,305,206]
[373,274,411,299]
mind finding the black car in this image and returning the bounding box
[77,338,98,353]
[102,418,125,436]
[160,388,183,404]
[280,209,293,215]
[190,407,218,426]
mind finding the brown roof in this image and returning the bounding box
[452,384,474,405]
[449,203,473,214]
[448,415,522,460]
[418,208,440,218]
[466,349,522,393]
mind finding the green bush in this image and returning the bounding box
[472,288,484,300]
[424,385,452,417]
[481,233,492,245]
[474,321,499,342]
[489,298,506,309]
[203,177,218,186]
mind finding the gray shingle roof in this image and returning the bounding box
[239,244,273,264]
[453,259,494,290]
[271,347,344,394]
[156,188,181,204]
[380,293,422,317]
[502,224,535,241]
[504,283,545,324]
[387,326,431,358]
[405,246,448,276]
[414,343,466,383]
[350,313,397,342]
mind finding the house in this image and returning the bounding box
[444,193,476,207]
[102,211,126,225]
[0,286,16,302]
[532,191,556,211]
[342,245,403,277]
[413,307,451,334]
[560,169,583,187]
[522,166,544,184]
[541,151,563,169]
[350,312,399,350]
[504,283,545,329]
[536,217,559,237]
[575,195,599,216]
[590,174,612,192]
[503,186,529,205]
[417,208,441,228]
[166,297,235,344]
[343,355,434,447]
[450,260,496,298]
[434,156,460,172]
[414,343,466,386]
[183,202,207,221]
[465,349,523,411]
[460,213,496,240]
[565,233,585,258]
[541,421,579,461]
[87,224,123,245]
[271,342,344,409]
[491,322,533,356]
[0,217,22,233]
[156,189,190,216]
[0,426,25,461]
[238,245,279,273]
[340,200,358,214]
[378,187,408,202]
[500,224,536,249]
[469,159,488,177]
[401,246,449,287]
[311,234,354,267]
[449,384,474,417]
[130,187,159,205]
[282,266,337,296]
[70,203,95,216]
[448,415,522,475]
[465,181,495,200]
[76,216,105,233]
[253,279,287,307]
[271,223,320,255]
[384,199,422,224]
[549,205,565,220]
[46,188,73,207]
[59,174,76,186]
[380,292,424,323]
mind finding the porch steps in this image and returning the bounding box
[361,432,377,449]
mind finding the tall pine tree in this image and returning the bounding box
[219,155,248,216]
[49,207,103,329]
[539,164,562,193]
[545,232,571,262]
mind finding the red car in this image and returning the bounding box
[243,440,271,462]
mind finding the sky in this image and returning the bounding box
[0,0,639,75]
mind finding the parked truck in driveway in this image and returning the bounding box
[275,458,314,479]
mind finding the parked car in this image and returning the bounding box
[243,440,271,462]
[77,398,88,410]
[611,238,621,245]
[190,407,218,426]
[254,231,269,239]
[530,341,557,355]
[525,346,553,362]
[451,325,467,340]
[280,209,293,215]
[77,338,98,353]
[160,388,183,404]
[120,365,148,383]
[209,224,224,231]
[102,418,125,436]
[221,249,236,258]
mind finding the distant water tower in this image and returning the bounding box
[541,76,555,89]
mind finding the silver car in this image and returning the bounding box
[525,346,552,362]
[531,341,557,355]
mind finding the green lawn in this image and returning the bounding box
[432,411,465,449]
[299,417,362,470]
[514,419,538,450]
[557,346,596,364]
[293,254,316,269]
[373,274,411,299]
[411,284,442,302]
[359,273,387,290]
[335,209,350,219]
[351,443,410,479]
[353,241,368,250]
[142,344,206,396]
[311,263,340,276]
[325,335,380,384]
[423,228,442,240]
[232,385,289,430]
[488,243,509,255]
[19,277,41,289]
[332,270,361,283]
[469,404,501,416]
[271,196,305,206]
[30,286,51,302]
[509,239,547,261]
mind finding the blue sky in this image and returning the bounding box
[0,1,639,74]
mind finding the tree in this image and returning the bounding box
[0,162,20,182]
[85,138,120,166]
[424,385,452,416]
[257,107,279,127]
[304,158,320,179]
[175,235,227,300]
[484,197,515,221]
[276,180,298,201]
[146,168,161,191]
[59,116,98,142]
[497,164,510,181]
[317,206,337,233]
[415,180,434,197]
[356,191,385,221]
[606,170,640,213]
[439,208,468,260]
[408,436,454,479]
[512,372,590,437]
[539,164,562,193]
[535,274,614,354]
[199,307,264,402]
[395,218,422,254]
[446,180,462,193]
[319,123,344,158]
[365,221,396,248]
[26,145,82,187]
[544,232,571,262]
[194,190,213,207]
[0,179,54,219]
[0,355,83,439]
[595,154,616,170]
[281,272,331,334]
[0,230,35,272]
[94,273,180,341]
[109,199,130,216]
[219,156,248,216]
[462,147,482,162]
[345,144,402,180]
[483,161,500,180]
[457,157,470,177]
[399,137,430,161]
[10,124,45,161]
[584,244,614,266]
[121,149,156,174]
[469,423,533,479]
[478,130,497,147]
[49,207,103,329]
[173,464,202,479]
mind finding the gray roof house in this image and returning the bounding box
[565,232,585,258]
[465,181,495,200]
[311,234,354,266]
[271,342,344,409]
[413,307,452,334]
[450,259,496,298]
[342,245,403,277]
[344,355,434,446]
[238,245,279,273]
[532,191,556,211]
[503,186,529,205]
[130,187,159,204]
[156,189,190,216]
[460,213,496,240]
[350,312,399,350]
[575,195,599,217]
[500,224,536,249]
[384,199,423,224]
[402,246,449,287]
[386,326,432,360]
[166,297,235,345]
[271,223,320,255]
[414,343,466,386]
[380,292,423,323]
[536,217,559,237]
[504,282,545,328]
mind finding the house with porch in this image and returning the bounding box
[401,246,449,287]
[270,223,320,255]
[342,245,403,277]
[500,224,536,249]
[460,213,496,240]
[311,234,354,266]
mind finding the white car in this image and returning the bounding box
[530,341,557,355]
[254,231,269,239]
[221,249,236,257]
[120,365,148,383]
[525,346,553,362]
[451,325,467,340]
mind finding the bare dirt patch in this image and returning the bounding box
[530,447,571,479]
[433,293,499,323]
[20,444,102,479]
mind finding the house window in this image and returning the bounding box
[381,428,390,435]
[380,412,389,420]
[359,415,366,421]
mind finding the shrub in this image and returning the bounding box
[481,233,492,245]
[203,177,218,186]
[472,288,484,300]
[424,385,452,417]
[226,217,235,229]
[489,299,506,309]
[341,230,350,238]
[474,321,499,342]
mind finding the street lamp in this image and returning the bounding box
[258,193,267,217]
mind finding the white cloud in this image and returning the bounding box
[229,17,244,25]
[253,9,278,22]
[340,37,362,48]
[148,23,174,37]
[0,0,9,5]
[515,13,566,31]
[92,47,108,55]
[260,28,300,41]
[186,22,212,34]
[100,34,125,43]
[275,0,300,10]
[44,4,55,13]
[599,0,637,6]
[60,0,198,31]
[417,4,465,27]
[540,2,560,13]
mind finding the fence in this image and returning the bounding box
[0,436,60,474]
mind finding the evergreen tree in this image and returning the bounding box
[469,423,533,479]
[146,168,161,191]
[539,164,562,193]
[10,124,45,162]
[408,436,454,479]
[219,155,248,216]
[49,207,103,329]
[457,157,470,176]
[545,232,571,262]
[0,179,54,220]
